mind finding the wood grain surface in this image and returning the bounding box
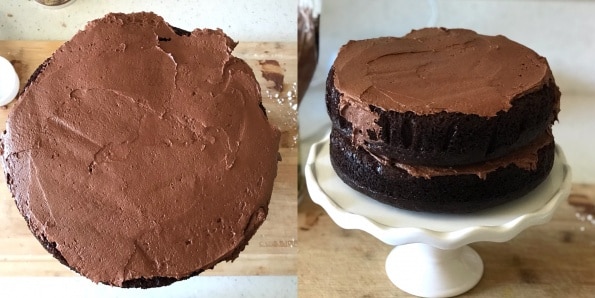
[0,41,297,277]
[299,182,595,297]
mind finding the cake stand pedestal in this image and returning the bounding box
[305,135,572,298]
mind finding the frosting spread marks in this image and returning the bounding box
[1,12,280,286]
[334,27,553,118]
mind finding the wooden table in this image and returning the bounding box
[0,41,297,277]
[299,182,595,297]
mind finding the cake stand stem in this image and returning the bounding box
[385,243,483,298]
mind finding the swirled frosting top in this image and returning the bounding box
[1,12,280,286]
[333,28,553,117]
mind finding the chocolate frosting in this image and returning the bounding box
[334,28,554,118]
[1,12,280,286]
[385,131,554,180]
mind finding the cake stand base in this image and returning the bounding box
[386,244,483,298]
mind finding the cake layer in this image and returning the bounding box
[327,67,559,166]
[329,129,555,214]
[1,12,280,288]
[328,28,560,166]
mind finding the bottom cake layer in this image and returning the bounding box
[329,130,555,214]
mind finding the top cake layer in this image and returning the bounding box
[1,12,280,287]
[333,27,553,117]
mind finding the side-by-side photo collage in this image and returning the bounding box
[1,0,593,297]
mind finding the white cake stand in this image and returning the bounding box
[305,135,572,298]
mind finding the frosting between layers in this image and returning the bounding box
[1,12,280,286]
[370,131,553,180]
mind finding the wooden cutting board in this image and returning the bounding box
[0,41,297,277]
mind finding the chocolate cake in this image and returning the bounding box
[298,1,320,102]
[1,12,280,288]
[297,0,319,103]
[327,28,560,213]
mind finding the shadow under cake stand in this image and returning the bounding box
[305,135,572,298]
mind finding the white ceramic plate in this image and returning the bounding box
[0,56,20,106]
